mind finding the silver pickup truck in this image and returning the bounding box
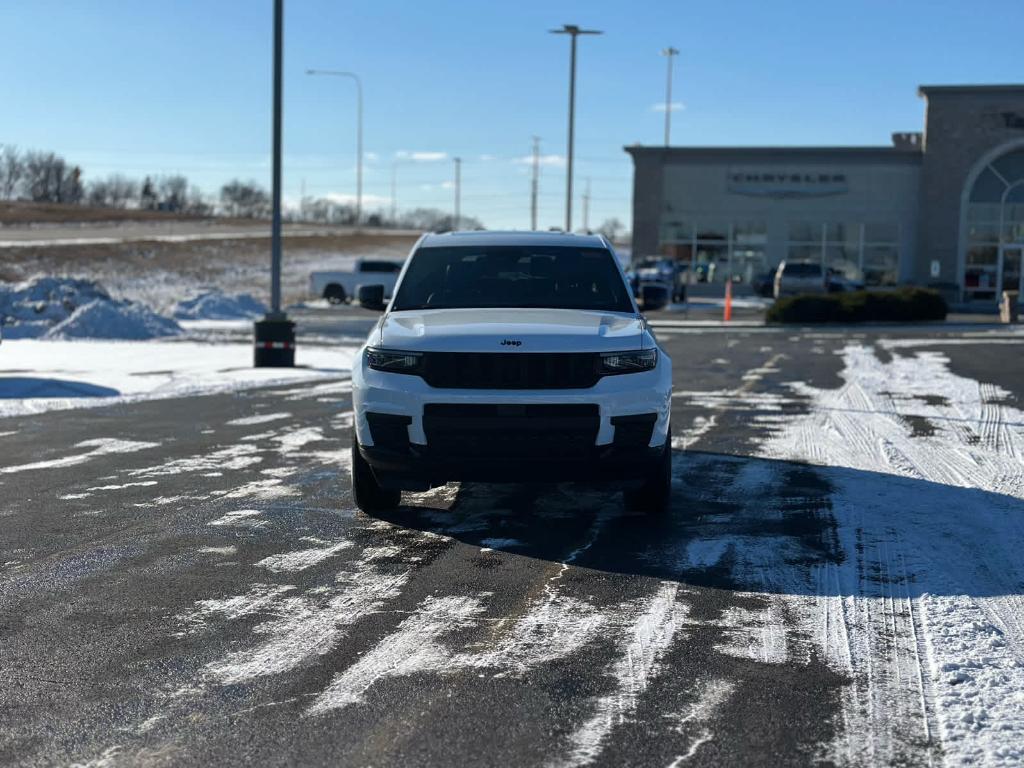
[310,259,405,304]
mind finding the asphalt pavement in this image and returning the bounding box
[2,320,1023,766]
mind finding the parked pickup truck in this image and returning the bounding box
[310,259,405,304]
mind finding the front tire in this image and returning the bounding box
[351,436,401,513]
[624,433,672,515]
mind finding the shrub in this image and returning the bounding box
[766,288,947,324]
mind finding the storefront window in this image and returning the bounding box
[787,221,817,242]
[734,221,767,245]
[963,147,1024,302]
[694,243,728,283]
[731,247,767,284]
[863,246,899,287]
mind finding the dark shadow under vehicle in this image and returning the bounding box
[361,449,1024,600]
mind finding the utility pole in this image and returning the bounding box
[530,136,540,230]
[453,156,462,230]
[549,24,602,232]
[390,161,397,223]
[583,179,591,232]
[306,69,364,225]
[661,47,679,147]
[254,0,295,368]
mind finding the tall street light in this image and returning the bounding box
[661,47,679,146]
[549,24,602,232]
[453,157,462,230]
[306,68,363,225]
[254,0,294,368]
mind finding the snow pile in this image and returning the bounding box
[0,276,182,340]
[0,339,357,418]
[173,291,267,321]
[0,276,111,338]
[45,299,181,340]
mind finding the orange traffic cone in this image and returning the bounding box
[723,280,733,322]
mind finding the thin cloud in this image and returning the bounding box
[324,192,392,206]
[651,102,685,113]
[514,154,566,168]
[395,150,448,162]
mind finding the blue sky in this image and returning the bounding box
[2,0,1022,230]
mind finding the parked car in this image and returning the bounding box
[310,259,405,305]
[633,257,687,302]
[774,261,827,298]
[351,230,673,514]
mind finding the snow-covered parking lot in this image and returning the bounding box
[2,323,1024,766]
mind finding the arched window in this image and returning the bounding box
[964,147,1024,301]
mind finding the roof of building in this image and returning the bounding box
[419,230,608,248]
[623,145,922,163]
[918,84,1024,97]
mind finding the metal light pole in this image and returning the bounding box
[453,157,462,230]
[661,47,679,146]
[254,0,295,367]
[390,160,399,223]
[530,136,540,230]
[549,24,601,232]
[306,69,363,225]
[582,177,591,232]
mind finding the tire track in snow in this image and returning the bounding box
[760,341,1024,766]
[550,583,683,768]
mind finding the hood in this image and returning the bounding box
[376,308,646,353]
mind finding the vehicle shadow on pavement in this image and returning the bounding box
[367,448,1024,599]
[0,376,120,398]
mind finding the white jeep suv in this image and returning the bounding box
[350,231,673,513]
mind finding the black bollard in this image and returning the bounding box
[254,317,296,367]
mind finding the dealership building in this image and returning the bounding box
[626,84,1024,304]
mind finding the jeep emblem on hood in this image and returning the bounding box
[500,339,522,347]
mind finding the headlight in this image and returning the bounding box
[365,347,422,374]
[600,348,657,375]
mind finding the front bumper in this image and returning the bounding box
[352,348,672,489]
[360,440,664,490]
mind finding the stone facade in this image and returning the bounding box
[917,86,1024,286]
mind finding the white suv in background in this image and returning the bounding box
[773,261,827,298]
[350,231,673,514]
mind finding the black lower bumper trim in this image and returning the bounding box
[360,442,664,491]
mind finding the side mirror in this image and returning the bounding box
[356,284,387,311]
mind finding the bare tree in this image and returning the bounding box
[156,175,187,211]
[22,151,83,203]
[220,179,270,218]
[597,217,625,242]
[185,185,211,216]
[0,145,24,200]
[140,176,157,210]
[85,174,139,208]
[398,207,482,232]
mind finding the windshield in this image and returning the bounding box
[784,263,823,277]
[391,245,635,313]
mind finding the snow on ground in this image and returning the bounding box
[0,339,356,418]
[755,342,1024,765]
[173,291,267,320]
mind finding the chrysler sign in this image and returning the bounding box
[727,169,848,198]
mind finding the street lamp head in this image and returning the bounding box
[549,24,603,36]
[661,47,679,57]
